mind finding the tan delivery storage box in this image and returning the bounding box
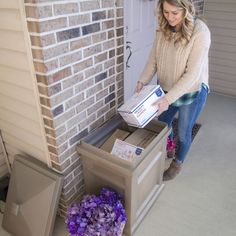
[77,115,169,236]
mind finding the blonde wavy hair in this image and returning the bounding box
[157,0,196,45]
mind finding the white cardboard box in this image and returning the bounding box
[118,85,164,128]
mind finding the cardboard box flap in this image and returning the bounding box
[124,128,157,149]
[100,129,130,152]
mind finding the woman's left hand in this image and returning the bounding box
[152,96,169,116]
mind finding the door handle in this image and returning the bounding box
[126,41,132,69]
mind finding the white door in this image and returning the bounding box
[124,0,158,101]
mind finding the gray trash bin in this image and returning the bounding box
[77,114,170,236]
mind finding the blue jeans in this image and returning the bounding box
[158,86,208,163]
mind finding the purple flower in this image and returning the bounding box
[66,187,127,236]
[166,137,176,152]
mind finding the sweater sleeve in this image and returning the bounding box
[138,33,158,85]
[165,26,211,104]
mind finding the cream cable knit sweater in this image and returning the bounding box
[139,19,211,104]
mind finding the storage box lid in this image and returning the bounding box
[2,155,63,236]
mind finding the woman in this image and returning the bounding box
[135,0,211,180]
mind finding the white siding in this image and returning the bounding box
[204,0,236,97]
[0,0,50,165]
[0,140,8,177]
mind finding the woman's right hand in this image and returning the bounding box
[135,81,144,94]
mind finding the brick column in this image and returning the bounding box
[24,0,124,216]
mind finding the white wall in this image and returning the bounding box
[204,0,236,97]
[0,0,50,166]
[0,136,8,177]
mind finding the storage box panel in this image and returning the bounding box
[83,159,126,190]
[83,167,125,200]
[136,151,163,208]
